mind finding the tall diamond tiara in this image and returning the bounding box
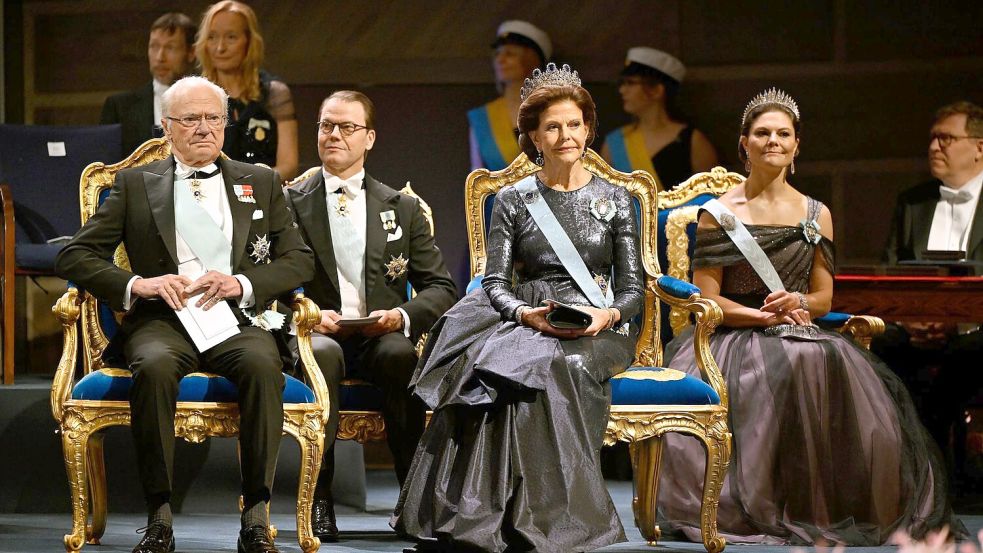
[741,88,800,125]
[520,63,582,101]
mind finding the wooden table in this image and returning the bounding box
[833,275,983,322]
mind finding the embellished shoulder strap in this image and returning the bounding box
[807,197,823,223]
[701,199,786,293]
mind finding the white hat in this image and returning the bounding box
[495,20,552,62]
[625,47,686,83]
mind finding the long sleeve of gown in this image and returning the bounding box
[608,186,644,320]
[482,186,527,320]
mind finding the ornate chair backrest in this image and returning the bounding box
[465,149,664,366]
[657,167,744,339]
[76,138,172,374]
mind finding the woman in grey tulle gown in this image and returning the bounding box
[391,66,644,552]
[660,89,957,545]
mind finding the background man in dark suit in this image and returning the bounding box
[880,100,983,486]
[284,90,457,542]
[101,12,196,158]
[57,76,313,553]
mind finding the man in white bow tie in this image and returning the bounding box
[283,90,457,542]
[879,101,983,485]
[57,75,314,553]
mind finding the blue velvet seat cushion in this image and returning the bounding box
[72,369,316,403]
[339,381,386,411]
[611,366,720,406]
[657,275,700,299]
[14,243,63,271]
[466,275,484,294]
[815,311,851,328]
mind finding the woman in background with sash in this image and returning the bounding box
[468,21,551,171]
[393,64,643,552]
[602,47,717,190]
[659,89,956,545]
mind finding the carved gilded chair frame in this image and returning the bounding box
[465,149,731,553]
[50,139,329,553]
[659,167,885,348]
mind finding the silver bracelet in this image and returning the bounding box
[795,292,809,312]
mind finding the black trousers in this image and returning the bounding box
[291,331,425,493]
[123,316,285,510]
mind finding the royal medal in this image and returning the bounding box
[234,183,256,204]
[334,194,350,217]
[255,126,266,142]
[249,234,271,264]
[380,210,397,231]
[589,197,616,221]
[384,253,409,280]
[719,213,736,231]
[190,179,205,202]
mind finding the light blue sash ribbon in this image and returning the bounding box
[514,177,613,308]
[174,179,232,275]
[701,199,784,293]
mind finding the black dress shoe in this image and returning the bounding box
[133,522,175,553]
[238,525,279,553]
[311,498,339,542]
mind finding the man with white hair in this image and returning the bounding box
[56,76,313,553]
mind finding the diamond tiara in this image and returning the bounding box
[520,63,582,101]
[741,88,800,125]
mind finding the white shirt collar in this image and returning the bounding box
[943,168,983,204]
[322,168,365,197]
[175,159,220,180]
[152,79,169,96]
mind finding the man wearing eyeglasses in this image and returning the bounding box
[56,76,313,553]
[284,90,456,542]
[879,100,983,487]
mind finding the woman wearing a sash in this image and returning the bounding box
[601,47,717,190]
[467,21,551,171]
[393,64,643,552]
[659,89,956,545]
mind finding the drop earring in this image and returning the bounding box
[744,159,752,173]
[535,150,544,166]
[790,160,796,175]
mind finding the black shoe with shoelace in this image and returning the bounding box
[237,525,279,553]
[132,522,175,553]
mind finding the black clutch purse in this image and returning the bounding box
[541,300,593,329]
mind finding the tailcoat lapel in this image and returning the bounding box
[363,174,399,299]
[912,187,939,258]
[288,171,341,295]
[143,158,178,265]
[966,196,983,259]
[218,158,256,268]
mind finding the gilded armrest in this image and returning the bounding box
[289,291,330,423]
[839,314,885,350]
[652,276,728,409]
[51,286,83,421]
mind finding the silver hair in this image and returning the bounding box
[160,75,229,117]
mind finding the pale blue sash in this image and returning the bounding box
[174,180,232,275]
[701,199,785,293]
[514,176,613,308]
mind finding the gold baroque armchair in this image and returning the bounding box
[465,150,732,553]
[658,167,885,348]
[50,138,329,553]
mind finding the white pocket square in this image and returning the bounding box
[386,226,403,242]
[252,210,264,220]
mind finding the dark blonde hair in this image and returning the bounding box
[517,85,597,160]
[934,101,983,137]
[196,1,265,102]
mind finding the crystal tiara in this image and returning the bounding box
[741,88,800,125]
[520,63,582,101]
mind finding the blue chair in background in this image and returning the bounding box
[50,139,330,553]
[0,123,121,384]
[465,150,732,552]
[657,167,884,349]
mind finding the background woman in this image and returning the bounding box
[196,1,299,180]
[659,89,956,545]
[602,47,717,190]
[393,64,643,552]
[467,20,551,171]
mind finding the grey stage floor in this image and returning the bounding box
[1,471,979,553]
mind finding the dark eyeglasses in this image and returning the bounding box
[317,120,369,137]
[930,132,983,148]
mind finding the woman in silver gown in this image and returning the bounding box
[660,89,957,545]
[391,65,644,552]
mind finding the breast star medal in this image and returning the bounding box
[384,253,409,280]
[249,234,271,264]
[589,197,616,221]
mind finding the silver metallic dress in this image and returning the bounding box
[660,198,957,545]
[391,176,644,552]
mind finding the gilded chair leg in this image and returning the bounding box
[62,427,90,552]
[699,434,730,553]
[629,436,664,545]
[85,434,107,544]
[294,431,323,553]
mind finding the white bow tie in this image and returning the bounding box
[325,176,362,198]
[939,185,973,204]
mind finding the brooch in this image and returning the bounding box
[589,198,616,221]
[249,234,271,264]
[719,213,737,231]
[594,274,609,294]
[384,253,409,280]
[380,210,397,231]
[248,118,271,142]
[522,190,538,204]
[799,219,822,245]
[233,184,255,204]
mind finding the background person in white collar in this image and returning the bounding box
[57,75,314,553]
[101,12,197,158]
[879,101,983,486]
[284,90,457,543]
